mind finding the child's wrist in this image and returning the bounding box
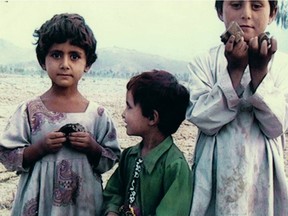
[87,142,103,165]
[35,142,48,158]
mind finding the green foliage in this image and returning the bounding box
[276,0,288,29]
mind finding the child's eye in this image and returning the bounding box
[50,52,61,59]
[252,2,263,10]
[230,1,242,9]
[125,103,132,110]
[70,53,80,61]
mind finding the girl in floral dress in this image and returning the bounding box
[0,13,121,216]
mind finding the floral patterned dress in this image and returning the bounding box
[0,97,121,216]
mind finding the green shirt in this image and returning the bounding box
[103,136,192,216]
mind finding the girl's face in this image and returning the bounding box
[44,41,90,88]
[218,0,277,42]
[122,90,150,137]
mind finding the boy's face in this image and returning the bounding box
[122,90,150,136]
[218,0,277,42]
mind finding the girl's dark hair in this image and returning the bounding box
[33,13,97,67]
[127,70,190,136]
[215,0,278,15]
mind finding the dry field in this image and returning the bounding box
[0,74,287,215]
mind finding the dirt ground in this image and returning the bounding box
[0,74,287,215]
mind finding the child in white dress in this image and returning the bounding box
[187,1,288,215]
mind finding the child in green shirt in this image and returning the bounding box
[102,70,192,216]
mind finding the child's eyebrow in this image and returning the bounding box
[48,49,61,53]
[69,50,84,55]
[48,49,84,55]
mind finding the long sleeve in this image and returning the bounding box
[102,148,130,215]
[0,102,30,172]
[186,46,242,135]
[102,166,124,215]
[186,46,288,139]
[92,107,121,174]
[154,158,192,216]
[247,52,288,138]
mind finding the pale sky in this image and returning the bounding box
[0,0,287,61]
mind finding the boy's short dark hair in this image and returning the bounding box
[33,13,97,68]
[215,0,278,16]
[127,70,190,136]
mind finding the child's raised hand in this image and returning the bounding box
[225,36,249,71]
[224,36,248,89]
[248,36,277,70]
[248,36,277,91]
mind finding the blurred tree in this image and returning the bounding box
[276,0,288,29]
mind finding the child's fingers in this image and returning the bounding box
[69,131,87,137]
[248,37,259,52]
[235,37,248,52]
[49,131,66,138]
[225,35,235,52]
[269,37,277,54]
[259,40,269,55]
[68,133,90,144]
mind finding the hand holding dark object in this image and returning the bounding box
[258,32,271,47]
[248,34,277,91]
[41,132,66,153]
[58,123,86,146]
[220,21,244,44]
[23,131,66,168]
[224,35,248,90]
[60,124,103,164]
[58,123,102,155]
[220,22,270,47]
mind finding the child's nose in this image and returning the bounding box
[241,4,252,20]
[60,56,70,69]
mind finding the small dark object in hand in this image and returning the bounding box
[220,21,244,44]
[58,123,86,146]
[258,32,271,47]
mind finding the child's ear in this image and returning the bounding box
[148,110,159,125]
[84,65,91,73]
[268,7,278,25]
[217,10,224,22]
[41,64,46,71]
